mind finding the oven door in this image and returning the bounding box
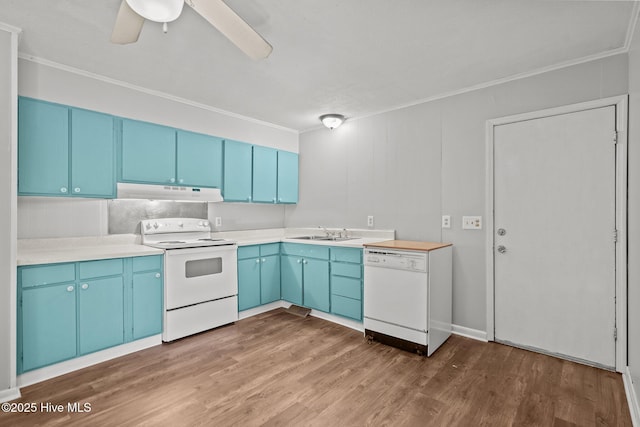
[164,245,238,310]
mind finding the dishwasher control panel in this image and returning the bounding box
[364,249,428,272]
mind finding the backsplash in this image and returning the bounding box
[108,200,208,234]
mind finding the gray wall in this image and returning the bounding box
[288,54,629,332]
[0,28,16,395]
[628,16,640,407]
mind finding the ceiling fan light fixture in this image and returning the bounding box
[126,0,184,23]
[320,114,346,130]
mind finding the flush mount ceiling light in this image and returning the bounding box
[319,114,346,130]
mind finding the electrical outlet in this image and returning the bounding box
[367,215,374,228]
[215,217,222,227]
[442,215,451,229]
[462,216,482,230]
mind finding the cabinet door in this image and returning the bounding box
[18,98,70,196]
[303,259,330,312]
[260,254,281,304]
[238,257,261,310]
[78,276,124,355]
[223,140,253,202]
[277,151,299,203]
[21,283,77,372]
[132,271,163,339]
[71,109,115,198]
[281,255,303,305]
[252,146,277,203]
[176,130,223,188]
[121,119,176,184]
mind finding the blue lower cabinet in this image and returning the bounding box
[132,270,163,340]
[238,257,261,310]
[281,255,303,305]
[302,259,330,312]
[20,282,77,372]
[330,247,363,321]
[17,255,164,374]
[78,276,125,355]
[238,244,281,310]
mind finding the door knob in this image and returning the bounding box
[497,245,507,254]
[497,228,506,236]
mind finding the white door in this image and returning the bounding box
[493,106,617,368]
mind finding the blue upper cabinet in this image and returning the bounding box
[18,98,116,198]
[252,146,278,203]
[176,130,223,188]
[18,98,70,196]
[121,119,176,184]
[223,140,253,202]
[277,150,299,203]
[71,108,116,198]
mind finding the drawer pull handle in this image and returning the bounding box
[66,285,74,292]
[155,273,161,278]
[81,283,89,290]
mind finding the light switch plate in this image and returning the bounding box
[367,215,374,228]
[442,215,451,229]
[215,217,222,227]
[462,216,482,230]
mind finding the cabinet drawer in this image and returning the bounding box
[238,245,260,260]
[331,295,362,321]
[281,243,329,260]
[331,276,361,300]
[133,255,163,272]
[79,258,124,279]
[21,263,76,288]
[330,247,362,263]
[260,243,280,256]
[331,263,362,279]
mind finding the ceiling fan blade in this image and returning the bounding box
[111,0,145,44]
[187,0,273,60]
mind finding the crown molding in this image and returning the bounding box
[17,53,298,135]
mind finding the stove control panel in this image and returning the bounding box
[141,218,211,235]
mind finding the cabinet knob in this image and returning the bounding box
[169,178,175,183]
[272,198,276,203]
[247,196,251,201]
[303,260,308,264]
[155,273,161,278]
[60,187,68,193]
[66,285,74,292]
[74,187,81,193]
[179,178,184,184]
[297,259,302,264]
[81,283,89,290]
[256,259,261,263]
[262,258,266,262]
[278,198,282,202]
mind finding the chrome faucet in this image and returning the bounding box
[318,226,334,238]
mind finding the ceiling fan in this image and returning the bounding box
[110,0,272,60]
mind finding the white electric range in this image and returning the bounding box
[141,218,238,342]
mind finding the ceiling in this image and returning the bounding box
[0,0,637,132]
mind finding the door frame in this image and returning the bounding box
[485,95,628,372]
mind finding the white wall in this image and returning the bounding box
[288,54,629,332]
[17,58,298,238]
[0,26,18,400]
[627,14,640,412]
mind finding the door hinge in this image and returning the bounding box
[614,327,618,341]
[613,131,618,144]
[613,229,618,243]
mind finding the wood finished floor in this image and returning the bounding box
[1,308,632,427]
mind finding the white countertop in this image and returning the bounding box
[17,235,164,266]
[17,227,395,266]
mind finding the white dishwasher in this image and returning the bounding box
[363,242,452,356]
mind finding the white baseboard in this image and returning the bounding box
[238,301,287,320]
[624,366,640,427]
[0,387,21,403]
[452,324,488,342]
[309,309,364,332]
[17,335,161,388]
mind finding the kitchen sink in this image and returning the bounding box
[290,235,357,242]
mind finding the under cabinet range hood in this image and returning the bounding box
[116,183,223,202]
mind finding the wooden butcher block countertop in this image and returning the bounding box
[364,240,452,252]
